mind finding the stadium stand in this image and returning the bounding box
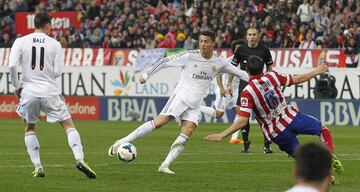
[0,0,359,50]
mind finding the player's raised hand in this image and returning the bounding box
[317,63,328,75]
[14,88,22,98]
[139,75,146,84]
[204,134,224,142]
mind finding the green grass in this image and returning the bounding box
[0,119,359,192]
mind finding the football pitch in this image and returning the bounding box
[0,119,359,192]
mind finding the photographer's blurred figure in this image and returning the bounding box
[286,142,332,192]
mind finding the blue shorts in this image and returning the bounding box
[272,112,322,156]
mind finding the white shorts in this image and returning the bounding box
[160,93,201,127]
[213,87,239,112]
[16,94,71,124]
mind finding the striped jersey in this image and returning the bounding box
[239,71,299,140]
[142,50,249,108]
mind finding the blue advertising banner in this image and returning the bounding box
[100,97,360,126]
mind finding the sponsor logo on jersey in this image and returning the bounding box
[192,71,213,80]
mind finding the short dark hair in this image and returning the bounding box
[247,55,264,75]
[200,30,216,42]
[231,39,244,53]
[34,12,52,29]
[294,142,332,182]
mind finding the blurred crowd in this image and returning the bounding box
[0,0,359,53]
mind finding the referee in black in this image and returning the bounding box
[228,27,274,153]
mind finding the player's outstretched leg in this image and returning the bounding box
[320,126,344,174]
[76,161,96,179]
[158,133,189,174]
[108,120,156,156]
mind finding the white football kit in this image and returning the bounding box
[143,50,249,126]
[9,32,70,123]
[213,55,241,112]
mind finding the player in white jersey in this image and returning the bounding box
[200,40,244,144]
[9,13,96,179]
[108,30,249,174]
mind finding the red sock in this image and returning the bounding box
[320,127,334,154]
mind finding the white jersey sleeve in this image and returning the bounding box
[53,43,63,78]
[9,39,22,89]
[219,57,249,82]
[143,51,188,81]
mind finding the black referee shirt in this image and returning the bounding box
[231,43,273,70]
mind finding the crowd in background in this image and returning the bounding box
[0,0,359,53]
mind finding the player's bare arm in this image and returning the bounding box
[227,74,234,94]
[204,116,249,142]
[292,63,328,85]
[216,74,226,96]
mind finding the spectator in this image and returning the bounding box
[0,0,358,50]
[296,0,314,24]
[157,32,176,48]
[175,33,185,48]
[299,32,316,49]
[313,7,330,38]
[344,37,360,67]
[0,33,12,47]
[145,38,157,49]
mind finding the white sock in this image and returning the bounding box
[231,115,240,140]
[161,133,189,167]
[200,106,216,117]
[24,132,42,168]
[66,128,84,161]
[114,120,155,146]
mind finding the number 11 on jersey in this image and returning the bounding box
[31,46,45,70]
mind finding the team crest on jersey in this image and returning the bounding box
[241,98,249,106]
[211,64,216,72]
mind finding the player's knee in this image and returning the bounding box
[25,123,36,132]
[59,118,75,129]
[154,115,172,128]
[181,122,196,137]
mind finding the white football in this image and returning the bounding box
[116,143,137,162]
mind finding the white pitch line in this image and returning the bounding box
[0,158,359,168]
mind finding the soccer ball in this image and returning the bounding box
[116,143,137,162]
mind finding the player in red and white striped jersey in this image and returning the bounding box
[239,69,298,141]
[205,55,344,177]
